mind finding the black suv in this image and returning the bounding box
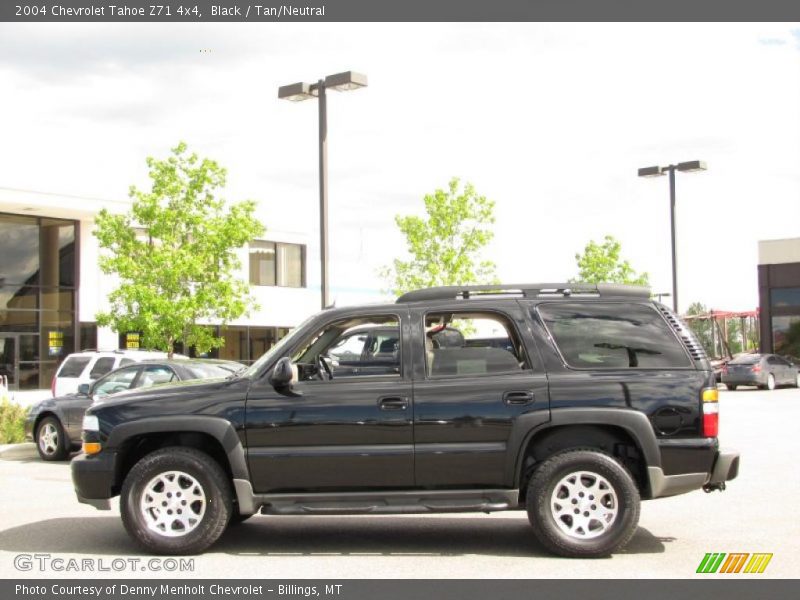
[71,283,739,558]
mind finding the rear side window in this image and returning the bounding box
[119,358,136,366]
[58,357,91,378]
[538,302,692,369]
[89,357,116,379]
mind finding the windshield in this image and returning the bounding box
[240,314,316,378]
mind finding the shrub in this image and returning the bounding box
[0,399,27,444]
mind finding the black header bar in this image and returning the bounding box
[3,1,800,22]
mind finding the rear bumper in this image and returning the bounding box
[648,447,739,499]
[71,451,117,510]
[704,449,740,491]
[722,374,763,386]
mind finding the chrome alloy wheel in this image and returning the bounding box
[38,422,59,456]
[139,471,206,537]
[550,470,619,539]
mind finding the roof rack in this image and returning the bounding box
[395,283,651,304]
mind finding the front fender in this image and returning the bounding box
[106,415,249,480]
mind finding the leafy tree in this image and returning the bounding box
[685,302,758,357]
[686,302,714,355]
[571,235,649,286]
[94,142,264,357]
[380,178,498,296]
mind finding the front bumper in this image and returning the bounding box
[23,412,37,442]
[71,451,117,510]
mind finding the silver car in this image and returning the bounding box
[721,354,799,391]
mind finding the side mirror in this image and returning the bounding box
[77,383,91,396]
[269,357,302,397]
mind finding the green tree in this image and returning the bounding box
[94,142,264,357]
[686,302,714,355]
[571,235,649,286]
[380,178,498,296]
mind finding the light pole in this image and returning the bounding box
[654,292,672,305]
[278,71,368,309]
[638,160,706,313]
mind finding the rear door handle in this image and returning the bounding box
[379,396,409,410]
[503,391,534,405]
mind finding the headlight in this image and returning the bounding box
[82,414,99,432]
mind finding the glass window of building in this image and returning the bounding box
[249,241,305,288]
[249,241,276,286]
[0,213,77,390]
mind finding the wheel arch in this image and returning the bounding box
[108,416,248,496]
[512,408,661,499]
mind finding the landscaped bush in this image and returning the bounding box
[0,399,27,444]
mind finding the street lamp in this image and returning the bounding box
[637,160,707,313]
[278,71,368,309]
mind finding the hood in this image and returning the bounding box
[93,375,236,408]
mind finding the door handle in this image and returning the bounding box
[379,396,408,410]
[503,391,534,405]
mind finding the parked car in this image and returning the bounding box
[27,359,243,461]
[50,350,189,397]
[721,353,800,391]
[72,283,738,558]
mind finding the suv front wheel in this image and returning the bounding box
[120,447,232,555]
[526,449,640,558]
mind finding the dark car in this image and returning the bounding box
[25,359,243,461]
[71,283,739,558]
[721,353,799,391]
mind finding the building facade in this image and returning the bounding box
[758,237,800,360]
[0,187,319,390]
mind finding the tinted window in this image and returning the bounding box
[89,357,116,379]
[138,366,176,387]
[295,315,401,380]
[119,358,136,366]
[425,312,527,377]
[185,363,237,379]
[93,367,139,396]
[58,356,90,378]
[538,302,692,369]
[730,354,761,365]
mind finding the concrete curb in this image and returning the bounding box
[0,442,37,460]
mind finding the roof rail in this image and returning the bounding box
[395,283,651,303]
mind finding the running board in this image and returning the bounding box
[232,482,519,516]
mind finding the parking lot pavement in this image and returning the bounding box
[1,387,798,579]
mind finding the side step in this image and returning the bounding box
[249,488,520,516]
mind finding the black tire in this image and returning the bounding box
[120,447,232,555]
[765,374,776,391]
[526,449,640,558]
[35,416,69,461]
[726,384,737,391]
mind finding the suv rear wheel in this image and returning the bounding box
[526,449,640,558]
[120,447,232,554]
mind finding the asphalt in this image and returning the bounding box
[1,387,798,579]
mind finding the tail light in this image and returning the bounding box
[751,364,761,373]
[721,364,728,374]
[702,388,719,437]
